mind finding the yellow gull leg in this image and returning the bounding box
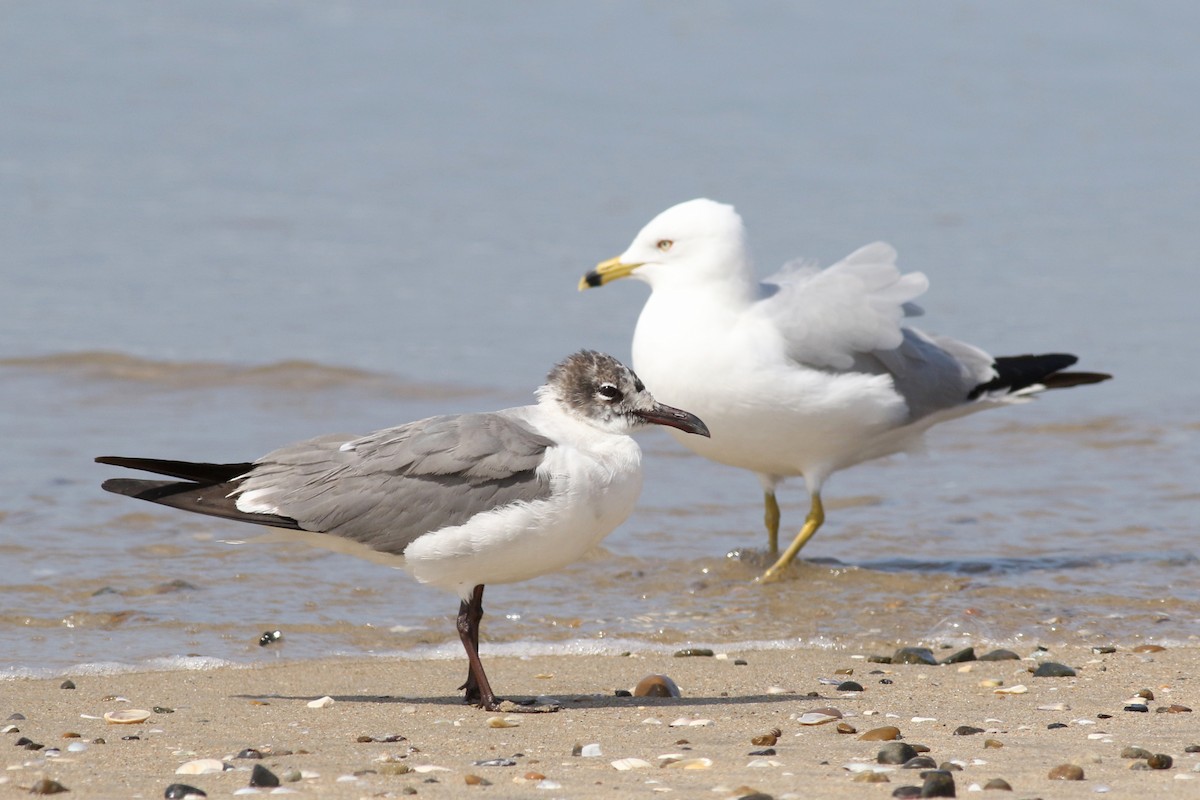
[764,490,781,555]
[760,492,825,583]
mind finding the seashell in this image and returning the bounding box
[611,758,652,771]
[104,709,151,724]
[579,743,602,757]
[176,758,229,775]
[993,684,1028,694]
[306,696,334,708]
[663,757,713,769]
[487,716,519,728]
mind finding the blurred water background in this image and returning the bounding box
[2,1,1197,677]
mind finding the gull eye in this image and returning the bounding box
[656,239,673,252]
[596,383,622,402]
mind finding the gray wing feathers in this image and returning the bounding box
[235,413,554,555]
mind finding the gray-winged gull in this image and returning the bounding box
[580,199,1110,581]
[97,350,709,711]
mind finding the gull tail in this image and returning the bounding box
[968,353,1111,400]
[97,456,301,530]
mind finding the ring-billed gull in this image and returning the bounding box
[97,350,709,711]
[580,199,1110,581]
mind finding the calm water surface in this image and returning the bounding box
[2,2,1197,677]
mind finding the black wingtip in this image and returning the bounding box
[969,353,1111,400]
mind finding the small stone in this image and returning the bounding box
[903,756,937,769]
[523,771,545,780]
[1122,746,1153,759]
[236,748,264,759]
[59,680,75,690]
[1132,644,1166,653]
[892,787,923,798]
[1092,645,1117,653]
[1158,704,1192,713]
[878,742,919,764]
[940,647,976,664]
[578,743,602,757]
[29,779,69,795]
[1124,703,1149,713]
[464,774,491,785]
[836,722,857,734]
[953,726,984,736]
[259,630,283,646]
[978,649,1020,661]
[1047,722,1068,729]
[919,769,955,797]
[1136,688,1154,700]
[837,681,865,692]
[249,764,280,787]
[1032,662,1076,678]
[748,748,776,756]
[153,706,175,714]
[982,778,1011,790]
[868,655,893,664]
[633,675,681,698]
[613,689,631,697]
[860,726,902,741]
[983,739,1003,749]
[473,758,517,767]
[733,659,749,666]
[7,713,26,720]
[893,648,938,666]
[673,647,714,657]
[164,784,208,799]
[1048,763,1084,780]
[938,762,962,772]
[1185,745,1200,753]
[854,771,890,783]
[1147,754,1173,770]
[750,730,780,746]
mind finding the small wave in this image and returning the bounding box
[830,549,1199,576]
[0,351,483,398]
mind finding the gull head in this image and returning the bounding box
[540,350,710,438]
[580,198,751,292]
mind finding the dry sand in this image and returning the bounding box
[3,645,1199,798]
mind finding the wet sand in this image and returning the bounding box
[4,646,1198,798]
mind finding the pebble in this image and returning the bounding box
[60,680,76,690]
[1186,745,1200,753]
[1124,704,1150,713]
[1047,722,1068,730]
[1132,644,1166,653]
[748,748,776,756]
[1048,763,1085,780]
[29,779,69,795]
[978,649,1020,661]
[953,725,984,736]
[1158,705,1192,713]
[1121,746,1153,759]
[7,713,26,720]
[902,756,938,770]
[982,778,1012,790]
[259,630,283,646]
[750,729,780,746]
[860,726,902,741]
[673,648,714,657]
[249,765,280,787]
[1136,688,1155,700]
[1032,662,1076,678]
[837,681,865,692]
[176,759,228,775]
[893,648,938,666]
[854,771,890,783]
[306,696,334,708]
[1092,645,1117,653]
[164,784,208,799]
[237,748,264,759]
[891,786,922,798]
[868,655,893,664]
[983,739,1003,749]
[473,758,517,767]
[836,722,857,734]
[919,769,956,797]
[104,709,152,724]
[878,743,919,764]
[1147,754,1173,770]
[1,724,17,733]
[633,675,681,698]
[941,647,977,664]
[463,774,490,786]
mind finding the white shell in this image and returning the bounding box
[610,758,652,771]
[103,709,151,724]
[176,758,229,775]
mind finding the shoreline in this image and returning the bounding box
[4,645,1198,798]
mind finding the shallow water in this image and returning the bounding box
[2,2,1198,676]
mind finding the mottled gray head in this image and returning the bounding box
[542,350,710,438]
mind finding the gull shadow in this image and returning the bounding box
[230,692,828,709]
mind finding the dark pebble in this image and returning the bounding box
[735,794,774,800]
[59,680,75,690]
[878,742,919,764]
[734,659,749,666]
[982,778,1012,791]
[940,647,976,664]
[164,784,207,799]
[673,648,714,658]
[1185,744,1200,753]
[1147,753,1173,770]
[938,762,962,772]
[7,714,25,721]
[120,736,139,741]
[748,748,776,756]
[953,725,984,736]
[918,769,956,797]
[1047,722,1068,730]
[1097,713,1112,719]
[473,758,517,767]
[837,681,864,692]
[613,689,632,697]
[893,647,938,666]
[903,756,939,769]
[1123,703,1149,713]
[1121,746,1152,759]
[868,655,893,664]
[911,744,931,754]
[26,741,46,750]
[249,764,280,787]
[978,649,1020,661]
[1091,645,1117,654]
[15,737,33,746]
[153,706,175,714]
[892,787,923,798]
[236,748,263,759]
[880,678,894,684]
[258,630,283,647]
[29,779,69,795]
[1032,662,1075,678]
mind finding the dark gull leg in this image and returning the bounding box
[456,585,493,708]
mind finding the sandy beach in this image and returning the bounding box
[4,645,1198,798]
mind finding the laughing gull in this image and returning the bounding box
[580,199,1110,581]
[97,350,709,711]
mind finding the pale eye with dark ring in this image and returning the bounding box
[656,239,673,252]
[596,383,621,401]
